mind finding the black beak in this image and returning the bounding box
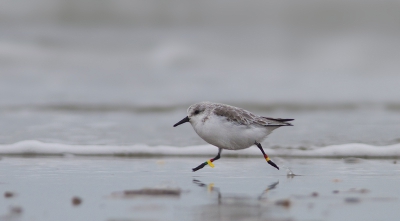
[173,116,190,127]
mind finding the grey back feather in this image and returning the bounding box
[209,103,292,127]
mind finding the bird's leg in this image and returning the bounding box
[255,142,279,170]
[193,148,222,172]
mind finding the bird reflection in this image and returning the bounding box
[192,179,283,221]
[258,180,279,200]
[193,179,279,204]
[193,179,222,204]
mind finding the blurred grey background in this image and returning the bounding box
[0,0,399,146]
[1,0,400,106]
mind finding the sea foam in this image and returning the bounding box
[0,140,400,158]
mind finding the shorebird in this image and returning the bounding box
[173,102,293,172]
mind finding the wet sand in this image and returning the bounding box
[0,157,399,221]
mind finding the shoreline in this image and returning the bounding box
[1,154,400,160]
[1,140,400,159]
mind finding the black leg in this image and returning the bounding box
[255,142,279,170]
[193,148,222,172]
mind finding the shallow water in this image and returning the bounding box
[0,157,399,221]
[1,105,400,149]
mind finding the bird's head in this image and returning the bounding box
[173,102,209,127]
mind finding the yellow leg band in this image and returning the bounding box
[207,160,215,168]
[265,157,271,162]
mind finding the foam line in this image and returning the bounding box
[0,140,399,158]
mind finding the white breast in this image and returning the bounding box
[191,115,277,150]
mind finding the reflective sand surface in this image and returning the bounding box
[0,157,399,221]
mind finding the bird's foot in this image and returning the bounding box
[266,157,279,170]
[192,160,215,172]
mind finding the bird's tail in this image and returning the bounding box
[263,117,294,126]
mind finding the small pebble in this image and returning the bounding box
[333,190,339,194]
[72,197,82,206]
[275,199,291,208]
[4,192,14,198]
[311,192,319,197]
[10,206,23,214]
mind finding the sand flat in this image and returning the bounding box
[0,157,399,221]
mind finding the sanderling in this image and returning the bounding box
[173,102,294,172]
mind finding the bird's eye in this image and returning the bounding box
[194,110,200,115]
